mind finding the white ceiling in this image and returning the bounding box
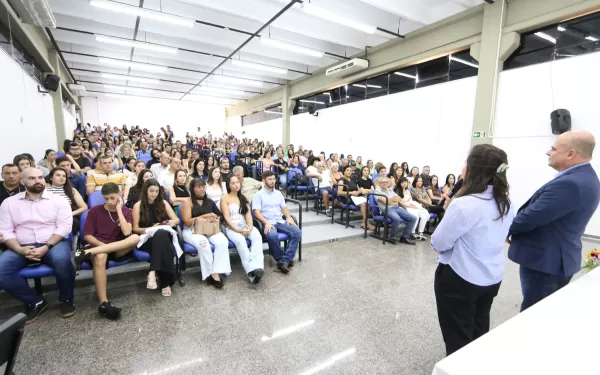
[46,0,485,105]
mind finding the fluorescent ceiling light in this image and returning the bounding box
[264,110,282,114]
[534,32,557,44]
[212,75,263,87]
[586,36,599,42]
[104,84,154,93]
[194,86,245,96]
[104,93,145,99]
[95,35,177,54]
[90,0,194,27]
[352,84,382,89]
[184,94,235,105]
[300,3,376,34]
[299,99,325,105]
[100,73,160,85]
[260,38,324,58]
[98,58,167,72]
[449,56,479,68]
[231,60,288,75]
[298,348,356,375]
[394,72,417,79]
[322,92,331,96]
[557,26,566,32]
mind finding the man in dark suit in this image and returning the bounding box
[508,130,599,311]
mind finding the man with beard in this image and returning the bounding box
[0,168,76,324]
[252,171,301,274]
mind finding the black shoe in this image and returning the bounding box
[410,234,420,240]
[60,300,77,318]
[25,298,48,324]
[388,236,398,244]
[399,237,416,245]
[277,263,290,274]
[288,261,295,268]
[251,269,264,284]
[208,275,224,289]
[98,301,122,320]
[73,248,91,271]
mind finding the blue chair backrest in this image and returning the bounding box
[165,190,170,204]
[139,154,152,164]
[229,152,238,165]
[88,191,104,207]
[56,152,65,158]
[287,168,302,182]
[369,194,381,216]
[176,205,185,230]
[80,210,89,245]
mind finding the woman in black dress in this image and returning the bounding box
[168,169,190,209]
[336,165,375,231]
[125,169,153,208]
[132,179,180,296]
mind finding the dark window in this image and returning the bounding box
[242,106,282,126]
[0,17,44,84]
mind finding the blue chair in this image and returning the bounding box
[56,152,65,158]
[175,207,214,255]
[287,169,308,200]
[87,191,104,207]
[139,154,152,165]
[366,193,400,245]
[334,185,361,228]
[78,210,133,270]
[228,152,238,165]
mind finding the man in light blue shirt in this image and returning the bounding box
[252,171,301,274]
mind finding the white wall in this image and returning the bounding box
[493,51,600,236]
[63,108,77,141]
[82,96,227,141]
[290,77,478,181]
[0,48,57,164]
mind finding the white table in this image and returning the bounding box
[432,268,600,375]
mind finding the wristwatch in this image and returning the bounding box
[46,243,55,250]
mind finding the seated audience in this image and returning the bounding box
[355,156,363,169]
[126,169,154,208]
[387,162,399,178]
[181,179,230,288]
[376,165,387,180]
[407,166,420,185]
[74,183,139,320]
[46,168,88,234]
[118,144,136,164]
[190,159,208,181]
[390,166,404,187]
[150,152,171,182]
[221,175,264,284]
[427,175,443,205]
[306,157,334,216]
[400,162,409,177]
[394,177,431,241]
[367,160,376,175]
[289,154,304,171]
[123,158,137,180]
[330,162,342,184]
[245,145,260,179]
[13,154,31,172]
[67,142,92,174]
[123,160,147,198]
[252,171,301,274]
[374,176,417,245]
[132,179,180,297]
[22,153,49,177]
[86,155,127,196]
[146,149,161,169]
[0,164,24,206]
[337,166,375,230]
[220,157,232,182]
[56,157,86,199]
[168,170,190,208]
[81,139,97,160]
[262,150,274,174]
[411,176,445,216]
[232,166,262,202]
[206,167,226,207]
[0,167,75,324]
[136,142,151,160]
[38,149,57,170]
[442,174,456,195]
[206,155,216,171]
[420,166,432,187]
[274,149,290,196]
[160,157,181,190]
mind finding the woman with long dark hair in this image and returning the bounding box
[180,179,230,288]
[442,174,456,195]
[126,169,153,208]
[191,159,207,181]
[431,144,514,356]
[132,179,180,296]
[387,162,398,178]
[400,162,409,177]
[47,167,88,234]
[38,149,57,170]
[221,175,264,284]
[168,170,190,208]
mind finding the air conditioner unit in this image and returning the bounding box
[9,0,57,27]
[325,58,369,78]
[68,84,87,97]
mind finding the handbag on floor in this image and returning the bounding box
[193,218,221,236]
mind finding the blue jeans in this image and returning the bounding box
[519,266,572,312]
[250,164,258,180]
[265,222,302,264]
[0,239,75,305]
[278,173,288,189]
[387,206,417,238]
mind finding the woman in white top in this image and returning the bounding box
[123,160,146,199]
[221,175,264,284]
[394,177,430,241]
[407,166,419,185]
[47,167,88,234]
[306,156,334,216]
[206,166,226,207]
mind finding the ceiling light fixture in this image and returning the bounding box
[557,26,566,32]
[300,2,376,34]
[95,35,178,54]
[449,55,479,68]
[534,32,557,44]
[184,94,236,105]
[90,0,194,27]
[264,110,282,114]
[586,36,599,42]
[194,86,245,96]
[394,72,417,79]
[260,38,324,58]
[100,73,160,85]
[352,84,382,89]
[212,75,264,87]
[231,59,288,75]
[299,99,325,104]
[104,84,154,93]
[98,58,167,72]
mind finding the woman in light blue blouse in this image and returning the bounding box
[431,144,514,356]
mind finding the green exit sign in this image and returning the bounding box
[473,131,487,138]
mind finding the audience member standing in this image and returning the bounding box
[508,130,600,311]
[432,144,514,356]
[0,168,76,324]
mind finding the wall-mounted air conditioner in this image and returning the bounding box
[325,58,369,78]
[9,0,57,28]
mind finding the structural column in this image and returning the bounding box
[470,0,519,147]
[282,82,292,146]
[48,49,67,148]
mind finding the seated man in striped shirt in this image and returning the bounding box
[86,154,127,196]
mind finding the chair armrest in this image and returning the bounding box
[285,198,302,229]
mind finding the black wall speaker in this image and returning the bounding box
[44,74,61,92]
[550,109,572,135]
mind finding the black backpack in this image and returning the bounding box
[295,174,309,186]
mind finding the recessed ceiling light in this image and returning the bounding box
[98,58,167,72]
[100,73,160,85]
[534,32,557,44]
[352,84,382,89]
[449,55,479,68]
[231,60,288,75]
[299,99,325,104]
[90,0,194,27]
[586,36,599,42]
[260,38,324,58]
[557,26,566,32]
[104,84,154,93]
[95,36,178,54]
[394,72,417,79]
[300,2,376,34]
[194,86,245,96]
[212,75,264,87]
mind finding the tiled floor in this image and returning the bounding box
[1,238,597,375]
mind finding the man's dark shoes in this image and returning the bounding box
[25,298,49,324]
[277,263,290,274]
[250,269,264,284]
[288,260,295,268]
[60,300,77,318]
[73,248,91,271]
[99,301,122,320]
[400,237,415,245]
[388,236,398,244]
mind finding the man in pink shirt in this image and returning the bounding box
[0,167,76,324]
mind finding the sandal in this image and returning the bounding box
[161,287,172,297]
[146,274,158,290]
[361,223,375,231]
